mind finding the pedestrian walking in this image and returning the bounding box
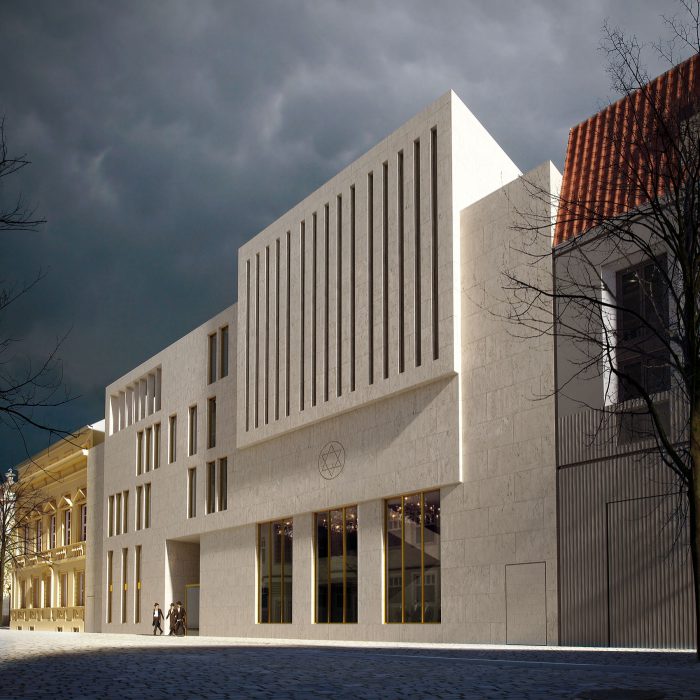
[166,602,176,635]
[152,603,164,635]
[174,600,187,636]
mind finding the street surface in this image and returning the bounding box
[0,630,698,699]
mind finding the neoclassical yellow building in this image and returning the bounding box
[9,422,104,632]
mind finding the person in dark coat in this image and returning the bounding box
[166,602,177,635]
[174,600,187,636]
[152,603,164,635]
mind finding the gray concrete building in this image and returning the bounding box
[92,91,561,644]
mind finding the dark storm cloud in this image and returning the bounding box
[0,0,685,464]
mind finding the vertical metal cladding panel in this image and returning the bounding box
[558,402,695,648]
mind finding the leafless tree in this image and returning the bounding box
[504,3,700,657]
[0,117,74,455]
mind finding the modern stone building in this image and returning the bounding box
[93,91,561,644]
[8,422,104,632]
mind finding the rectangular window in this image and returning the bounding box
[80,504,87,542]
[35,520,42,553]
[75,571,85,607]
[300,221,306,411]
[154,422,161,469]
[350,185,356,392]
[136,485,143,531]
[64,509,72,546]
[382,160,389,380]
[145,426,152,472]
[431,126,439,361]
[286,231,291,417]
[115,493,122,536]
[315,506,358,624]
[414,139,422,367]
[187,468,197,519]
[144,483,151,529]
[368,171,374,385]
[168,414,177,463]
[218,457,228,512]
[108,496,114,538]
[385,490,440,623]
[206,461,216,515]
[107,551,113,623]
[258,519,293,623]
[398,150,405,373]
[312,212,317,408]
[136,431,143,476]
[32,576,40,608]
[220,325,229,379]
[122,491,129,534]
[207,397,216,449]
[50,515,56,550]
[60,573,68,608]
[188,405,197,456]
[324,203,330,403]
[134,546,141,624]
[121,548,128,623]
[255,252,260,428]
[245,259,251,431]
[337,194,342,397]
[43,576,51,608]
[208,332,217,385]
[275,240,280,421]
[616,258,670,402]
[265,245,270,425]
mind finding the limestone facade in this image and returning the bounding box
[94,92,560,643]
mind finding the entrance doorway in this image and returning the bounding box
[165,538,200,633]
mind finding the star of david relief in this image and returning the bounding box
[318,441,345,480]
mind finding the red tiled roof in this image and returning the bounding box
[554,53,700,246]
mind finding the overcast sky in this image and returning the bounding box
[0,0,690,466]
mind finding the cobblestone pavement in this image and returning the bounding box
[0,630,699,699]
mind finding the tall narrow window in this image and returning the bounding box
[115,494,121,536]
[368,172,374,385]
[108,497,114,538]
[430,126,439,361]
[324,203,330,402]
[154,422,161,469]
[122,491,129,535]
[315,506,358,624]
[64,508,71,545]
[264,245,270,425]
[336,194,343,397]
[218,457,228,512]
[258,519,293,623]
[382,161,389,380]
[145,426,152,472]
[206,461,216,514]
[207,397,216,449]
[245,259,251,431]
[50,514,56,549]
[75,571,85,607]
[285,231,291,417]
[398,150,405,373]
[144,483,151,529]
[80,504,87,542]
[60,573,68,608]
[35,520,42,552]
[168,414,177,463]
[134,546,141,624]
[136,486,143,531]
[121,548,128,623]
[350,185,356,392]
[107,551,113,623]
[208,332,217,385]
[414,139,422,367]
[187,468,197,519]
[219,325,229,379]
[136,431,143,476]
[385,490,440,623]
[312,212,317,407]
[300,222,306,411]
[188,405,197,456]
[255,252,260,428]
[275,239,280,421]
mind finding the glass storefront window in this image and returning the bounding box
[258,518,293,623]
[385,490,441,623]
[315,506,358,623]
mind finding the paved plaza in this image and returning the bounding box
[0,630,698,699]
